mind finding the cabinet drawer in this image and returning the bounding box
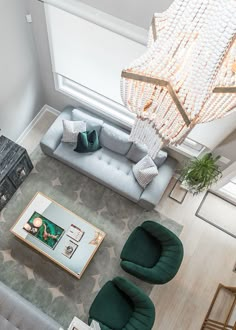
[8,154,33,188]
[0,178,15,210]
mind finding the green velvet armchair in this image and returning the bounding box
[120,221,184,284]
[88,276,155,330]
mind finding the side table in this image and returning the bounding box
[0,135,33,211]
[169,179,188,204]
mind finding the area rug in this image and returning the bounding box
[0,147,183,328]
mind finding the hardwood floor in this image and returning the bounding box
[152,181,236,329]
[21,108,236,330]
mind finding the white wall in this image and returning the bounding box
[26,0,79,111]
[212,133,236,196]
[214,130,236,169]
[0,0,44,141]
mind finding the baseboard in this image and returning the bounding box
[16,105,59,144]
[44,104,60,116]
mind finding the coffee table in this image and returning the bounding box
[10,192,105,279]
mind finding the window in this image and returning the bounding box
[55,74,135,128]
[219,176,236,201]
[45,2,145,126]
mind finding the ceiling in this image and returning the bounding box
[79,0,174,29]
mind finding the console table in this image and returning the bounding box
[0,136,33,211]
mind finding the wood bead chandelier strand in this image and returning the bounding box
[121,0,236,158]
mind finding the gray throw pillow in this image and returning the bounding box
[72,109,103,134]
[126,142,148,163]
[126,142,168,166]
[133,155,158,188]
[100,124,132,155]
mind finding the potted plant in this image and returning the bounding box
[180,153,222,195]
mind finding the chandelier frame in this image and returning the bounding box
[121,2,236,158]
[121,70,191,126]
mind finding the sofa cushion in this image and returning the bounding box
[0,281,60,330]
[120,226,162,268]
[126,142,147,163]
[100,124,132,155]
[89,281,133,329]
[126,142,168,166]
[72,108,103,133]
[53,143,143,202]
[154,150,168,167]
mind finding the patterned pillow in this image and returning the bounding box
[62,120,86,143]
[132,155,158,188]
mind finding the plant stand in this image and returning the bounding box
[169,179,188,204]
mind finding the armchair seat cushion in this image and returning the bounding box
[120,227,161,268]
[89,277,155,330]
[89,281,133,329]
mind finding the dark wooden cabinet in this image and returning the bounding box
[0,136,33,211]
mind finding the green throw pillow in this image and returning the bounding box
[74,130,101,153]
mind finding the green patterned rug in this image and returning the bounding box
[0,147,183,328]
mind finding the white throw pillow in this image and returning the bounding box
[132,155,158,188]
[62,120,86,143]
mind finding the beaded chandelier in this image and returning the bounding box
[121,0,236,158]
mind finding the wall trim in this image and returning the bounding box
[55,74,134,130]
[16,105,59,144]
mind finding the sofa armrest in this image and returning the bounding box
[40,106,73,156]
[138,157,177,210]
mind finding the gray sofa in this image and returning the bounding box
[40,106,177,210]
[0,281,61,330]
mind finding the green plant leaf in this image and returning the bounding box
[180,153,222,195]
